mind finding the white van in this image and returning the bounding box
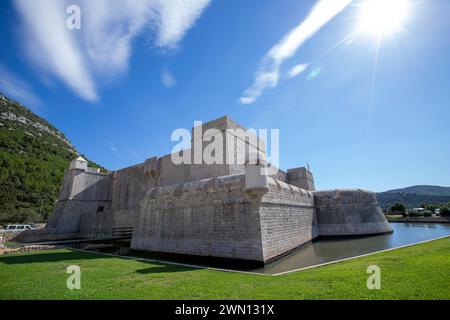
[5,224,35,231]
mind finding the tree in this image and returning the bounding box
[390,203,406,214]
[428,204,440,213]
[441,207,450,217]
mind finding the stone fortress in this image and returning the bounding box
[18,116,392,264]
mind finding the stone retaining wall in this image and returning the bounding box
[0,230,18,243]
[131,174,265,262]
[0,245,61,255]
[314,189,392,236]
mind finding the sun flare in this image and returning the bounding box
[358,0,410,36]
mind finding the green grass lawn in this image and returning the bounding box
[0,238,449,300]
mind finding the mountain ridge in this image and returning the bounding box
[383,185,450,196]
[0,92,105,223]
[377,185,450,209]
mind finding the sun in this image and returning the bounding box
[358,0,410,36]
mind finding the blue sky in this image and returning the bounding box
[0,0,449,192]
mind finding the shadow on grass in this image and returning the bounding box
[0,249,199,274]
[0,250,113,265]
[135,262,199,275]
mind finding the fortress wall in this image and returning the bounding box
[13,227,78,243]
[131,174,265,262]
[259,179,317,262]
[46,171,113,232]
[67,170,112,200]
[185,116,267,181]
[158,154,191,186]
[110,164,146,230]
[269,168,288,182]
[57,170,77,200]
[55,169,111,201]
[314,190,392,236]
[79,209,113,239]
[225,118,266,177]
[16,169,114,242]
[125,116,270,190]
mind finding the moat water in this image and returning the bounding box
[77,222,450,275]
[254,223,450,274]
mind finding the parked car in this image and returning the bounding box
[5,224,35,231]
[435,208,441,216]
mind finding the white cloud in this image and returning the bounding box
[239,0,353,105]
[14,0,97,102]
[0,63,43,108]
[161,69,177,88]
[286,63,309,79]
[13,0,211,101]
[155,0,211,48]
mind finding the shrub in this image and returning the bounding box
[423,210,433,217]
[390,203,406,214]
[408,210,423,217]
[441,207,450,217]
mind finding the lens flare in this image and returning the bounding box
[358,0,409,36]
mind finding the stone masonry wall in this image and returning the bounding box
[259,178,316,262]
[131,174,265,262]
[110,164,146,231]
[314,189,392,236]
[49,170,112,234]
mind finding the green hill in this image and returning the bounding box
[377,185,450,209]
[0,93,105,224]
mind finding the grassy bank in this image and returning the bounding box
[0,238,449,300]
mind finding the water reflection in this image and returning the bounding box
[256,223,450,274]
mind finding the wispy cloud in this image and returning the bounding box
[239,0,353,105]
[161,69,177,88]
[13,0,211,102]
[286,63,309,79]
[155,0,211,48]
[108,142,123,160]
[14,0,97,102]
[0,63,43,108]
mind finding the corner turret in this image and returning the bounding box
[69,156,88,171]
